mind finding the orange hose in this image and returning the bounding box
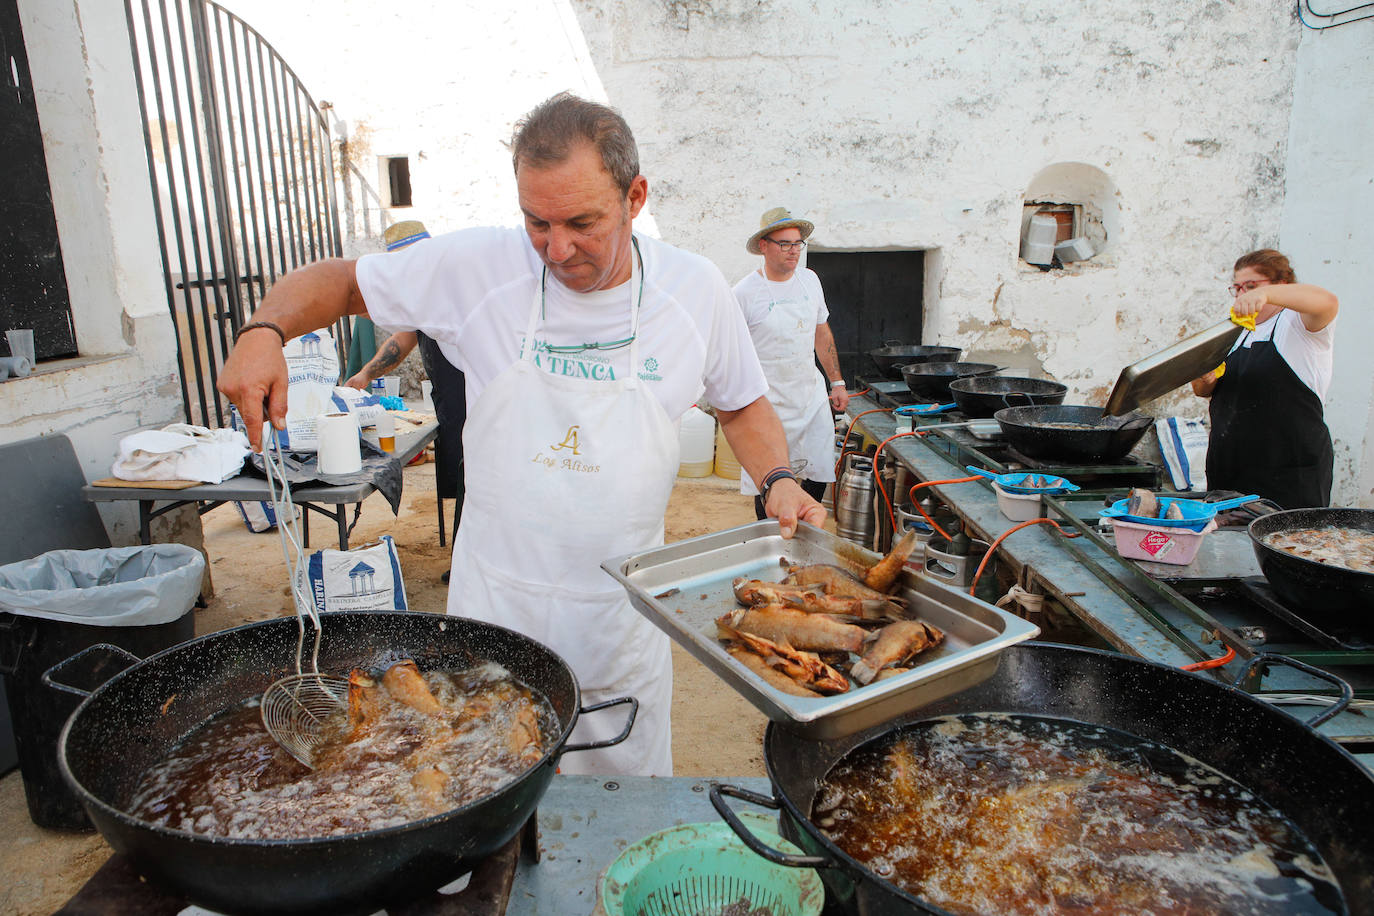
[1181,644,1236,671]
[966,517,1082,597]
[906,477,982,541]
[872,431,920,534]
[833,408,892,516]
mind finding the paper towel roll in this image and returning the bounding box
[316,412,362,475]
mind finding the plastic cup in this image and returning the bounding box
[376,412,396,453]
[420,380,434,410]
[382,376,400,398]
[6,329,35,365]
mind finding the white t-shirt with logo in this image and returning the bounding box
[733,267,829,331]
[355,227,768,420]
[1228,308,1335,402]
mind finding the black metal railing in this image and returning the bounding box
[124,0,347,426]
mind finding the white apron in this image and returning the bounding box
[741,272,836,495]
[447,247,678,776]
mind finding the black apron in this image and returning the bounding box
[415,332,467,504]
[1206,325,1332,509]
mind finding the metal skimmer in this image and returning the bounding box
[257,428,349,767]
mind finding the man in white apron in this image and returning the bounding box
[735,208,849,518]
[218,93,826,778]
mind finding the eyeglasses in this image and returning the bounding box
[542,335,635,354]
[764,238,807,252]
[1228,279,1270,296]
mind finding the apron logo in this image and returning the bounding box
[550,425,582,455]
[531,426,601,474]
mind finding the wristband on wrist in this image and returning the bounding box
[760,466,798,504]
[830,380,846,388]
[233,320,288,347]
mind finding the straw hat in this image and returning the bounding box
[746,207,814,255]
[384,220,430,251]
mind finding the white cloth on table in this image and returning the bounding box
[112,424,250,484]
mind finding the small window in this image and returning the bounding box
[382,156,412,208]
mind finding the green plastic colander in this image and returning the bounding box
[597,811,824,916]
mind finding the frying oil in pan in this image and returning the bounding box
[813,713,1343,915]
[128,661,557,840]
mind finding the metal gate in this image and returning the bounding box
[123,0,348,427]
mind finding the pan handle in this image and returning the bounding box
[1001,391,1035,408]
[709,783,833,868]
[1233,653,1354,728]
[41,643,142,698]
[562,695,638,754]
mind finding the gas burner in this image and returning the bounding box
[1236,577,1373,652]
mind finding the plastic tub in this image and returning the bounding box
[993,483,1042,521]
[1110,517,1218,566]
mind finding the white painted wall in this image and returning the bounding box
[1282,19,1374,506]
[5,0,187,543]
[19,0,1365,511]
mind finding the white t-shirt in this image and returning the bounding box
[1229,308,1335,402]
[733,267,829,331]
[355,227,767,420]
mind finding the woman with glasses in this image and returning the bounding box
[1190,249,1339,508]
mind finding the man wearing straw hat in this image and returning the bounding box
[219,93,825,778]
[735,207,848,518]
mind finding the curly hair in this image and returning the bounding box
[1234,249,1298,284]
[510,92,640,195]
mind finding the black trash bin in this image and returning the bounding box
[0,544,203,830]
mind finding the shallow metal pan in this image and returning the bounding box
[601,521,1039,739]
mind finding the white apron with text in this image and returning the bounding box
[447,251,677,776]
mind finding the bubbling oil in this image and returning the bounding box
[813,714,1344,916]
[128,661,557,840]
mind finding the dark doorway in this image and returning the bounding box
[807,250,924,383]
[1,0,77,363]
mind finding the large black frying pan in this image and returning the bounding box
[47,612,635,916]
[1249,508,1374,635]
[993,404,1152,462]
[713,643,1374,916]
[899,361,999,402]
[866,344,962,379]
[947,375,1068,418]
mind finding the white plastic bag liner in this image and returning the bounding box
[281,330,342,451]
[330,385,387,428]
[298,535,407,613]
[112,424,250,484]
[0,545,205,626]
[1156,417,1209,491]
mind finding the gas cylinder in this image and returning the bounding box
[835,454,876,545]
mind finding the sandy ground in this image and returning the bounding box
[0,459,781,916]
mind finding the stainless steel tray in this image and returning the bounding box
[602,521,1040,738]
[1104,318,1247,416]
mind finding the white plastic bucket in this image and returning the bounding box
[678,406,716,478]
